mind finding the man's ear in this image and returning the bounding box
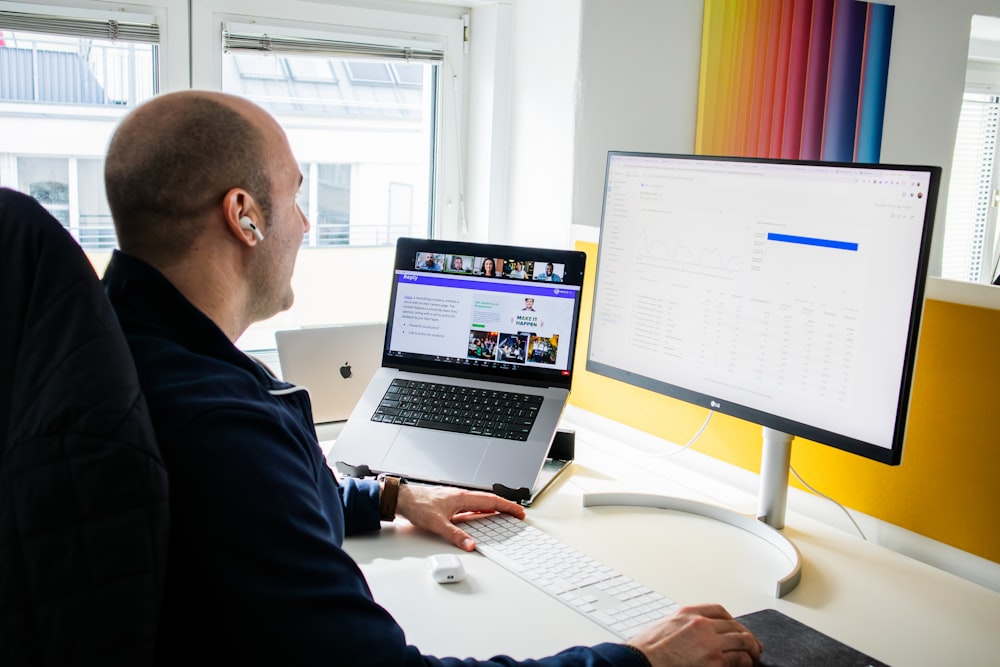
[223,187,261,245]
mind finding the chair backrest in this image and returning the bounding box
[0,188,169,666]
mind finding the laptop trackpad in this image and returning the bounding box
[380,429,489,485]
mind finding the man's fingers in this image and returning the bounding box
[677,603,735,621]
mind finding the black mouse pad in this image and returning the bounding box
[736,609,890,667]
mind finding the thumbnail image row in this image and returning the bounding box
[414,252,565,282]
[468,330,560,365]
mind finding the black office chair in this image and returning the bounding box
[0,188,169,665]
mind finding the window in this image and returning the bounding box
[942,92,999,283]
[221,44,439,348]
[78,158,115,249]
[300,162,352,246]
[2,0,466,353]
[0,3,163,261]
[220,36,439,247]
[190,3,465,349]
[17,157,69,225]
[941,15,1000,285]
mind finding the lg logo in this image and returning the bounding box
[710,400,721,409]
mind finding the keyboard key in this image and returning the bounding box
[463,514,679,639]
[373,378,542,439]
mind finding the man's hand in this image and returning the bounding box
[628,604,763,667]
[394,483,526,550]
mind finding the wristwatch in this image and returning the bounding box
[379,475,405,521]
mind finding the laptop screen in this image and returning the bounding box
[383,238,587,389]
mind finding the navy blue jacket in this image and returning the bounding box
[103,250,642,667]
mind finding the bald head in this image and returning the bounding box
[104,90,274,265]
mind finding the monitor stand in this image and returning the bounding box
[582,426,801,597]
[758,427,794,529]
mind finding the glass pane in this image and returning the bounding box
[223,53,436,248]
[18,157,69,206]
[287,58,336,82]
[0,30,156,106]
[345,60,393,84]
[222,48,436,350]
[315,164,351,246]
[0,29,158,254]
[78,158,117,250]
[942,93,1000,283]
[392,63,423,87]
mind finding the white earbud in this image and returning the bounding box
[240,216,264,242]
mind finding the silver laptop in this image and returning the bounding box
[276,323,385,424]
[329,237,586,500]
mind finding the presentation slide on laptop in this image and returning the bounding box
[388,272,579,371]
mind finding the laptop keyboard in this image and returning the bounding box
[371,378,543,440]
[463,513,680,639]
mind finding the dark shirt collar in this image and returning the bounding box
[102,249,275,384]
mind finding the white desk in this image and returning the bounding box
[337,408,1000,665]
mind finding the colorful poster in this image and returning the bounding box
[696,0,894,163]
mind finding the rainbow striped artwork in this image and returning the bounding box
[695,0,894,163]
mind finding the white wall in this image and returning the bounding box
[502,0,581,249]
[571,0,704,232]
[465,0,581,249]
[465,3,507,242]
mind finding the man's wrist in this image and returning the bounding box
[379,475,404,521]
[623,644,652,667]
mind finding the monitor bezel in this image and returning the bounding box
[384,237,587,389]
[586,151,942,465]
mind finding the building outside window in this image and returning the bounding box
[0,30,435,252]
[0,26,158,249]
[1,1,463,353]
[210,16,452,350]
[221,48,435,249]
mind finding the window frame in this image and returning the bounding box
[925,16,1000,310]
[942,89,1000,284]
[0,0,191,91]
[0,0,188,261]
[189,0,467,242]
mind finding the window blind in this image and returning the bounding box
[0,10,159,43]
[222,26,444,63]
[942,93,1000,283]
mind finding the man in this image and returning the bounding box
[102,90,762,666]
[422,252,442,270]
[523,297,536,311]
[537,262,562,283]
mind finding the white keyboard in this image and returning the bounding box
[462,513,680,639]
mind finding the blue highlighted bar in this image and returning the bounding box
[767,233,858,251]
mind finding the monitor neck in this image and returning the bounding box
[758,428,794,529]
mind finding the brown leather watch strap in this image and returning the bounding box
[379,475,403,521]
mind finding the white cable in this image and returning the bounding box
[790,465,867,541]
[628,410,714,458]
[574,409,868,541]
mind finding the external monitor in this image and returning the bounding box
[587,151,940,530]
